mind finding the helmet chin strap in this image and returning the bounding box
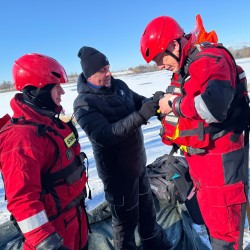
[165,39,182,63]
[165,49,180,62]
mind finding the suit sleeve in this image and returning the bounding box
[1,129,55,247]
[130,89,147,110]
[178,56,235,123]
[74,98,146,147]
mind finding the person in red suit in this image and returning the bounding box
[0,53,89,250]
[140,15,249,250]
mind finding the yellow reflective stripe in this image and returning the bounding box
[17,210,48,234]
[64,132,76,148]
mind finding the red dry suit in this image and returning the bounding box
[0,94,88,249]
[161,41,248,249]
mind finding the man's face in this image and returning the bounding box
[153,40,180,73]
[51,84,65,106]
[88,65,112,87]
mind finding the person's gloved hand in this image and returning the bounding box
[156,111,166,121]
[152,91,166,121]
[153,91,165,102]
[138,98,159,121]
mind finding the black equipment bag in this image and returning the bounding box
[147,154,192,204]
[147,153,204,225]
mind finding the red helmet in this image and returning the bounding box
[13,53,68,91]
[140,16,184,63]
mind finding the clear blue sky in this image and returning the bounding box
[0,0,250,83]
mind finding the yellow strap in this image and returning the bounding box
[179,145,187,152]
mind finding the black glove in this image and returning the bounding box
[152,91,166,121]
[36,232,70,250]
[157,112,166,121]
[138,98,159,121]
[153,91,165,102]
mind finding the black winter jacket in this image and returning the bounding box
[73,74,148,187]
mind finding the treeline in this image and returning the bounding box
[129,64,158,74]
[0,73,79,92]
[228,46,250,59]
[0,81,13,92]
[1,46,250,92]
[130,46,250,74]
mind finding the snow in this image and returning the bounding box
[1,58,250,249]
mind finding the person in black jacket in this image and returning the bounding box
[73,46,169,250]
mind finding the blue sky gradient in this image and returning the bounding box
[0,0,250,82]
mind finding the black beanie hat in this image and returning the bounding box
[78,46,109,79]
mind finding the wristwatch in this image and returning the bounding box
[168,96,177,108]
[168,100,173,108]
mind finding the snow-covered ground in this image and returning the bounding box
[1,58,250,249]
